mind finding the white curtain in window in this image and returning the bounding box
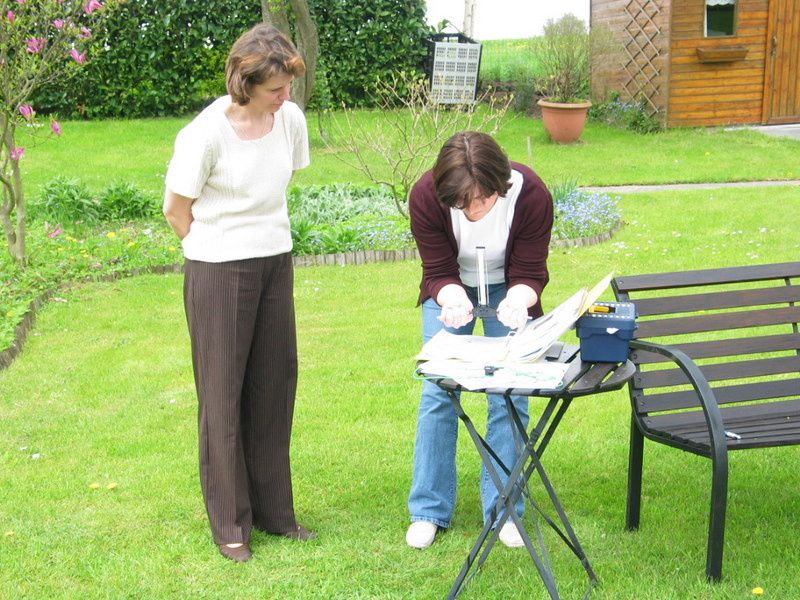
[706,0,735,6]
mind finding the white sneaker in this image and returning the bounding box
[498,521,525,548]
[406,521,438,549]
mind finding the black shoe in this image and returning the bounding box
[281,524,317,541]
[218,543,252,562]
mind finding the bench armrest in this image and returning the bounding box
[630,339,728,457]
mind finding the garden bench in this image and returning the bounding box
[611,262,800,581]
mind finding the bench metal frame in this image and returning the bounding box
[613,261,800,581]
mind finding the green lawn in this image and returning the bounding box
[18,110,800,201]
[479,38,545,83]
[2,187,800,598]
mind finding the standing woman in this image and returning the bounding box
[163,24,315,563]
[406,132,553,549]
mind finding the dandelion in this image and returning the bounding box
[106,231,116,238]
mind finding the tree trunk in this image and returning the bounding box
[463,0,477,38]
[0,117,25,266]
[260,0,318,110]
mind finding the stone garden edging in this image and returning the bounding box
[0,221,623,373]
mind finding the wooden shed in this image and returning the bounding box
[590,0,800,126]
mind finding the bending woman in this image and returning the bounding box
[406,132,553,549]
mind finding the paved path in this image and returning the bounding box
[583,179,800,194]
[747,123,800,141]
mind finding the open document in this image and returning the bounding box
[416,272,613,390]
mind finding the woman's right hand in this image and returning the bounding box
[436,284,474,329]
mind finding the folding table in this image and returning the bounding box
[423,342,635,600]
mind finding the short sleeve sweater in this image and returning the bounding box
[408,162,553,318]
[165,96,310,262]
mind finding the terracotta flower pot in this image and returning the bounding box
[537,99,592,144]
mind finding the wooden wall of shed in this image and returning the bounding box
[591,0,672,121]
[668,0,768,126]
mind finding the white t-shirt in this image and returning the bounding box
[451,169,523,287]
[165,96,310,262]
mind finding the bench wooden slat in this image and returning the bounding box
[635,306,800,338]
[636,355,800,388]
[631,333,800,364]
[639,378,800,412]
[642,399,800,450]
[613,262,800,293]
[632,285,800,317]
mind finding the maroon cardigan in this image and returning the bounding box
[409,162,553,318]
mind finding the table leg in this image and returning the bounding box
[503,393,598,585]
[446,391,562,599]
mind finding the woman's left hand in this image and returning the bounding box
[497,284,538,330]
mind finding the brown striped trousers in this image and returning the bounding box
[184,254,298,544]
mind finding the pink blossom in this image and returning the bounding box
[18,104,34,120]
[50,120,62,136]
[26,37,46,54]
[6,10,14,23]
[83,0,102,15]
[52,19,64,30]
[48,224,63,239]
[16,0,25,4]
[80,26,92,39]
[10,147,25,161]
[69,48,86,64]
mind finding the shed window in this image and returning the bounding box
[706,0,736,37]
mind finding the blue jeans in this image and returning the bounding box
[408,283,529,528]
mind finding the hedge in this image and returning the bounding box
[32,0,431,118]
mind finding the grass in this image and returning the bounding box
[479,38,545,83]
[2,187,800,598]
[17,110,800,201]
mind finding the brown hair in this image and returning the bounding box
[432,132,512,209]
[225,24,306,105]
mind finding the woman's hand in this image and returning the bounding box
[497,284,537,331]
[163,190,195,240]
[436,284,474,329]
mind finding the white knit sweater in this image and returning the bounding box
[165,96,310,262]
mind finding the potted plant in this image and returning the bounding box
[536,14,604,144]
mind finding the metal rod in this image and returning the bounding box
[476,245,488,306]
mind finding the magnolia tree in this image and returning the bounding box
[0,0,106,266]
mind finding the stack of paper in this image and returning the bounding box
[418,272,612,365]
[416,273,613,390]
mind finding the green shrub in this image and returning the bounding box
[98,182,160,221]
[310,0,431,107]
[287,183,397,224]
[590,93,662,134]
[29,177,101,225]
[287,184,413,255]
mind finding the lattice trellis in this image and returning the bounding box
[622,0,663,116]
